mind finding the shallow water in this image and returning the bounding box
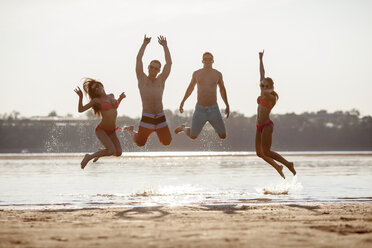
[0,152,371,209]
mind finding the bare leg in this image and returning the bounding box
[81,129,116,169]
[175,125,196,139]
[265,150,296,175]
[259,153,285,179]
[93,149,103,163]
[257,127,285,179]
[156,126,172,146]
[81,149,113,169]
[125,125,152,147]
[174,124,185,134]
[109,132,123,156]
[93,131,123,162]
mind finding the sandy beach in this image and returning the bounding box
[0,203,371,248]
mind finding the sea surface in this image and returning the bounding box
[0,152,371,209]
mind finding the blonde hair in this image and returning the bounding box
[264,77,279,101]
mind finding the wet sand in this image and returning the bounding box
[0,203,372,248]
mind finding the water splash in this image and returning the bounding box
[44,124,64,152]
[131,189,161,197]
[131,184,203,197]
[256,176,303,195]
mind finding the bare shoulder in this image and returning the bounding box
[194,68,203,75]
[264,92,276,102]
[137,76,147,86]
[91,97,101,106]
[213,69,223,81]
[213,69,222,76]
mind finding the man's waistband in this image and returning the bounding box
[141,112,165,119]
[195,103,219,112]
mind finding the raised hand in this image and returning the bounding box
[74,87,83,98]
[143,35,151,45]
[259,50,264,60]
[158,35,167,47]
[118,92,126,101]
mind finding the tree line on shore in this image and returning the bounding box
[0,109,371,153]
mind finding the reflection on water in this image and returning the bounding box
[0,152,371,209]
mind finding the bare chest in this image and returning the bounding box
[139,78,164,95]
[195,71,219,87]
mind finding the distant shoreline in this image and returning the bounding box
[0,151,372,160]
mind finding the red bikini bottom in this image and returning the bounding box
[256,120,274,133]
[95,125,121,136]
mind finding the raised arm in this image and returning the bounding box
[117,92,126,106]
[217,73,230,118]
[158,35,172,81]
[259,50,265,82]
[74,87,99,113]
[179,72,197,113]
[136,35,151,79]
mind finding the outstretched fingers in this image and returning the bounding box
[74,86,83,97]
[158,35,167,46]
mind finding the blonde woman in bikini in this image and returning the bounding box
[256,50,296,179]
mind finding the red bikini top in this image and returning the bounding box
[100,100,119,111]
[257,96,273,110]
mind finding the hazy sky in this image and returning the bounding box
[1,0,371,118]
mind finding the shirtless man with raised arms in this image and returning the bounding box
[175,52,230,139]
[125,35,172,146]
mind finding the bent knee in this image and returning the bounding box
[107,148,116,156]
[255,148,263,157]
[219,134,226,139]
[136,142,146,147]
[114,150,122,157]
[135,138,147,147]
[262,150,271,157]
[162,138,172,146]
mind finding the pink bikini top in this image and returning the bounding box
[257,96,273,110]
[100,100,119,111]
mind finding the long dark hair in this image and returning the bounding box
[82,78,102,117]
[264,77,279,101]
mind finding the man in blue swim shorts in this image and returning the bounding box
[175,52,230,139]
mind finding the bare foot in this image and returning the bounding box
[93,149,104,163]
[174,124,185,134]
[124,125,134,131]
[286,162,296,176]
[81,154,90,169]
[276,165,285,179]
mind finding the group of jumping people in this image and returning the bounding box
[74,35,296,178]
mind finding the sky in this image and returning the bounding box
[0,0,371,118]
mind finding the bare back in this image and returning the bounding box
[194,68,222,106]
[138,76,165,114]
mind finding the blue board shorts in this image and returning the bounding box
[190,103,226,137]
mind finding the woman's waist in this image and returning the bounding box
[256,115,271,125]
[98,120,118,130]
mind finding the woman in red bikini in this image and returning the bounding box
[74,78,126,169]
[256,50,296,179]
